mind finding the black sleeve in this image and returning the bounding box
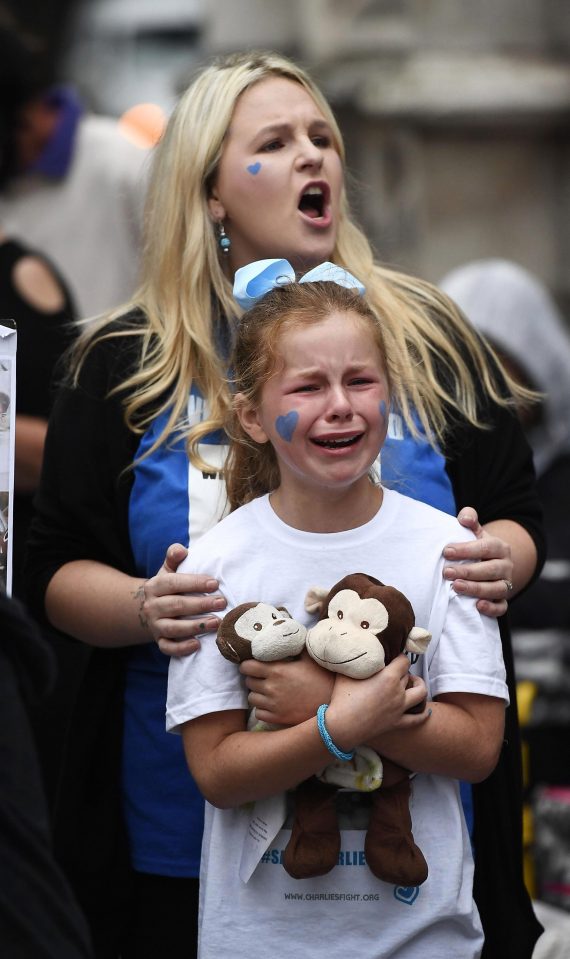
[15,259,76,420]
[24,328,140,624]
[444,391,546,582]
[509,455,570,629]
[440,354,545,955]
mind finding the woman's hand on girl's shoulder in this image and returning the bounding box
[143,543,227,657]
[442,507,513,618]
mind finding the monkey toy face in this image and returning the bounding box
[305,574,430,679]
[306,588,390,678]
[216,602,307,664]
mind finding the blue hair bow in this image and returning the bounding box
[233,259,366,310]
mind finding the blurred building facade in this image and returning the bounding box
[66,0,570,308]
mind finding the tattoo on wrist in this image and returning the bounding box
[133,583,149,629]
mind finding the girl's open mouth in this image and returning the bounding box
[311,434,362,450]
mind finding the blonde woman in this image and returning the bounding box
[26,52,543,959]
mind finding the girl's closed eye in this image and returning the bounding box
[292,383,320,393]
[348,377,375,387]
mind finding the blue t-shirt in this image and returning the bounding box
[124,388,228,876]
[380,411,454,514]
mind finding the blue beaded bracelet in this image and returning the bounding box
[316,704,355,762]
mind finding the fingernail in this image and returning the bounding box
[444,547,456,558]
[206,579,219,590]
[443,567,455,579]
[206,618,220,631]
[213,597,227,610]
[453,580,467,593]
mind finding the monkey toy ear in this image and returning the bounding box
[215,602,257,664]
[405,627,431,655]
[216,625,244,664]
[304,586,330,616]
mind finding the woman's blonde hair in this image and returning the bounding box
[67,49,528,471]
[225,281,391,508]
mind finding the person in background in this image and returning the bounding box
[0,14,85,814]
[0,589,93,959]
[0,17,76,599]
[25,52,543,959]
[440,258,570,917]
[0,226,74,596]
[0,14,150,318]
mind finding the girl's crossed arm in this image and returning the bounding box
[241,660,506,785]
[361,690,505,784]
[181,654,428,809]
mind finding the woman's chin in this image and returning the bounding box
[287,246,337,271]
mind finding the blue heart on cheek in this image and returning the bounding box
[275,411,299,443]
[393,886,420,906]
[247,162,262,175]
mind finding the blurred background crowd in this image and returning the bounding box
[0,1,569,957]
[12,0,570,308]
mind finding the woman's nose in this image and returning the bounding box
[296,138,324,170]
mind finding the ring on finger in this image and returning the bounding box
[503,579,513,593]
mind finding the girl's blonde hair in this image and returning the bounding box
[225,281,390,509]
[67,49,527,471]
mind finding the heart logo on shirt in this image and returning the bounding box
[276,411,299,443]
[247,162,262,175]
[393,885,420,905]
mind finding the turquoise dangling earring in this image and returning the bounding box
[217,221,231,255]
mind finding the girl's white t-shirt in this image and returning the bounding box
[167,488,508,959]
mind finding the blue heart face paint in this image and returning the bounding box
[275,411,298,442]
[247,162,261,175]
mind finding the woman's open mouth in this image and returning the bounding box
[298,182,331,226]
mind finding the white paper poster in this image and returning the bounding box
[0,320,17,596]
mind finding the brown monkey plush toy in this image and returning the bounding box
[216,572,431,887]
